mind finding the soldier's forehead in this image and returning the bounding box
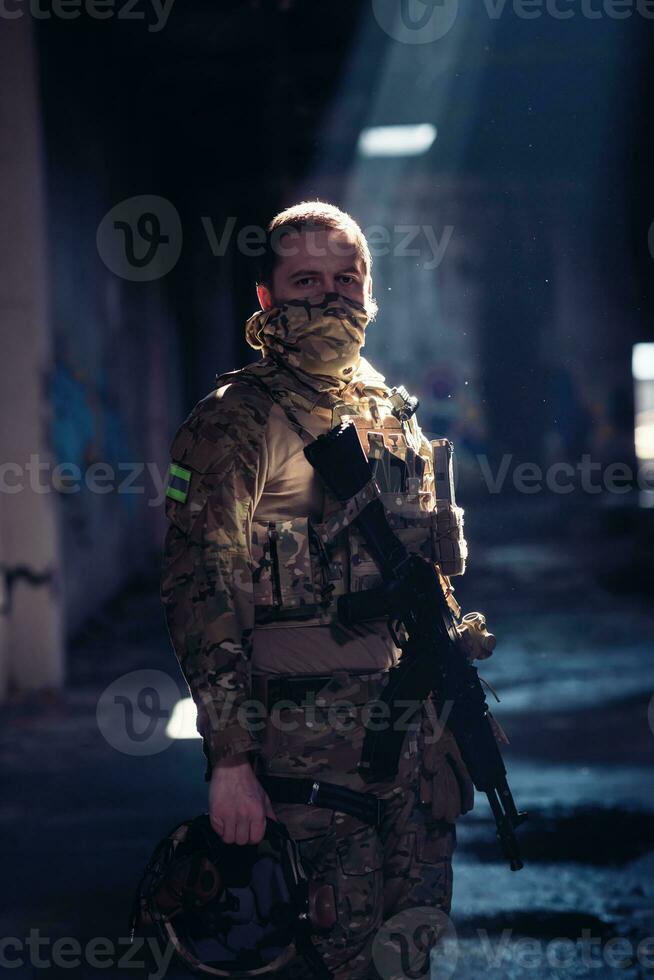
[276,230,365,273]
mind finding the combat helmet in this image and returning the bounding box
[128,814,336,978]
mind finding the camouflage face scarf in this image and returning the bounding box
[245,292,370,385]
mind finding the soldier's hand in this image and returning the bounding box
[208,754,277,846]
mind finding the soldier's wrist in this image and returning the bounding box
[213,751,250,770]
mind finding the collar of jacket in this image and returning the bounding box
[240,354,390,417]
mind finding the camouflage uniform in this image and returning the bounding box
[161,294,474,979]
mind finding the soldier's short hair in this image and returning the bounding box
[256,200,373,288]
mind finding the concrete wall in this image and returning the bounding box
[36,55,184,641]
[0,19,186,699]
[0,19,65,698]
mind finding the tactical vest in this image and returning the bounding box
[223,368,468,630]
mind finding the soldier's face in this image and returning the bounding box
[257,229,372,312]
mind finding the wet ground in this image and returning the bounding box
[1,499,653,979]
[448,500,654,979]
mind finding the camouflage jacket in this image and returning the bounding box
[161,355,443,777]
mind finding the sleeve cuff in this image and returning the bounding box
[201,726,262,782]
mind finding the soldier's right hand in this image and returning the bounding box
[208,754,277,846]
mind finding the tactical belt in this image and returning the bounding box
[258,774,386,828]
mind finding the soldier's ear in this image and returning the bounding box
[256,283,273,312]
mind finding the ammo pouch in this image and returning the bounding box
[352,495,467,586]
[250,499,466,628]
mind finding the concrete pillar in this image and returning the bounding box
[0,18,64,698]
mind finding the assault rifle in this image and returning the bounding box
[304,421,527,871]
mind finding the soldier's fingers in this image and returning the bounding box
[209,814,225,838]
[220,815,237,844]
[234,817,250,846]
[249,812,266,845]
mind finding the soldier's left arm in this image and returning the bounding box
[161,387,270,781]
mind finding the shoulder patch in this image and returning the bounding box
[164,376,274,535]
[165,462,192,503]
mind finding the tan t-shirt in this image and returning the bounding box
[250,400,399,676]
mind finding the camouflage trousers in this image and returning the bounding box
[253,669,457,980]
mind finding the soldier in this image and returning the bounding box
[161,201,487,979]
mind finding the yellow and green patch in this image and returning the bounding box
[166,463,192,503]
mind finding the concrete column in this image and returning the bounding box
[0,18,64,697]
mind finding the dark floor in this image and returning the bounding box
[2,497,654,979]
